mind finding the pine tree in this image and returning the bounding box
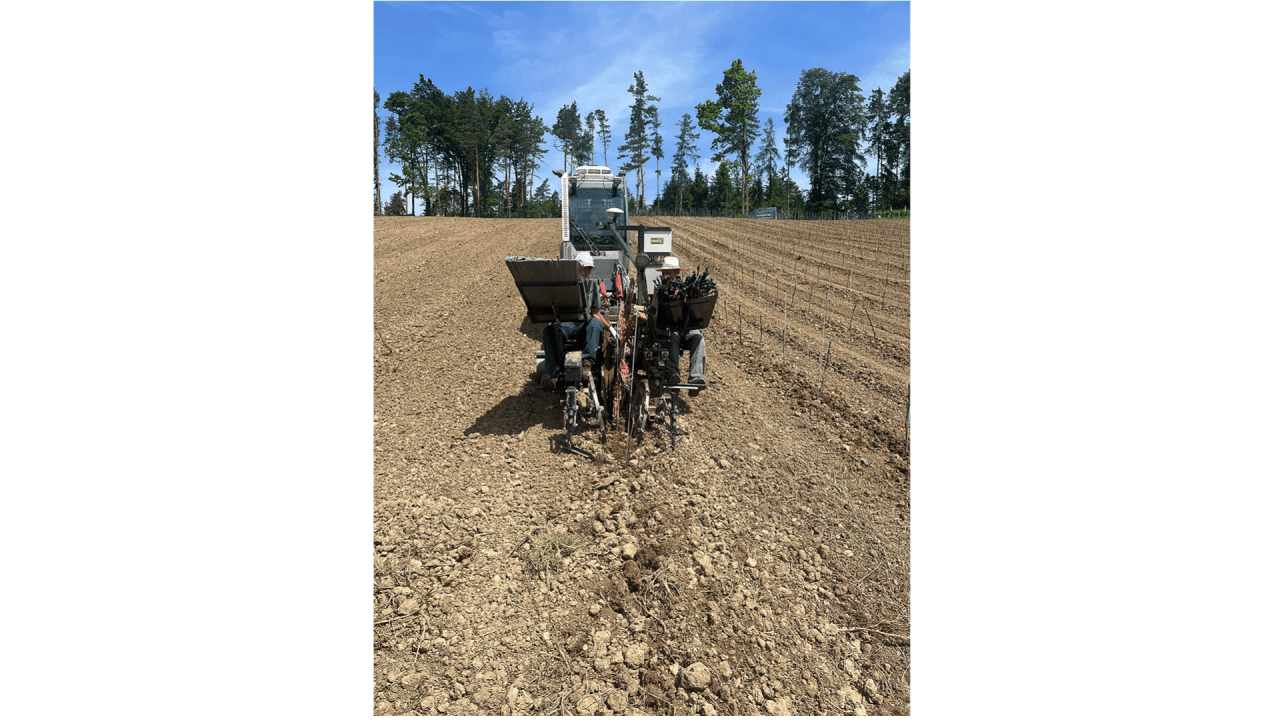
[387,191,408,216]
[867,88,890,210]
[670,113,701,214]
[594,109,611,167]
[552,102,583,173]
[494,102,514,218]
[583,111,596,165]
[374,88,383,215]
[783,102,802,215]
[690,166,709,213]
[616,71,661,209]
[753,117,780,191]
[652,131,664,211]
[696,59,761,216]
[888,70,910,209]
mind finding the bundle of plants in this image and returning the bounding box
[654,267,718,303]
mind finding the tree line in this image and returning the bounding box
[375,62,909,218]
[376,75,557,218]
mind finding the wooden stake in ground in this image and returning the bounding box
[817,341,832,400]
[807,262,815,312]
[847,269,855,332]
[821,287,830,349]
[874,227,883,308]
[864,306,877,341]
[758,312,763,345]
[882,239,891,310]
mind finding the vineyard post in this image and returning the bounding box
[817,340,832,400]
[881,239,890,310]
[807,262,815,313]
[738,301,742,343]
[758,312,762,345]
[847,269,854,332]
[783,282,789,359]
[874,227,881,309]
[821,287,830,349]
[859,229,867,300]
[803,222,814,310]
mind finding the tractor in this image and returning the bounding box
[506,165,717,459]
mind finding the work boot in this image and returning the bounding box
[688,377,706,397]
[582,357,596,379]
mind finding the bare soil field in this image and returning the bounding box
[374,216,910,715]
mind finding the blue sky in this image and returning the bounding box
[374,1,910,210]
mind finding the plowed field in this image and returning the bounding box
[374,216,911,715]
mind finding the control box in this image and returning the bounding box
[641,229,671,255]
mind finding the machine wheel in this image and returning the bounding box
[637,380,650,433]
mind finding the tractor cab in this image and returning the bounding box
[558,165,632,288]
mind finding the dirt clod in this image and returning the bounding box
[679,662,712,691]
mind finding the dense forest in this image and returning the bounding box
[375,63,909,218]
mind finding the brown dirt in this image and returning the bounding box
[373,216,911,716]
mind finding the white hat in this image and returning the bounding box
[661,255,681,270]
[576,251,595,268]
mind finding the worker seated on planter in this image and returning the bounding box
[641,255,707,396]
[541,252,610,387]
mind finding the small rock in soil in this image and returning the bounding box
[576,694,602,714]
[624,642,649,668]
[765,697,794,715]
[679,662,712,691]
[692,551,714,576]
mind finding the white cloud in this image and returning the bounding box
[862,42,911,95]
[484,1,733,171]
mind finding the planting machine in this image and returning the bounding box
[506,165,718,459]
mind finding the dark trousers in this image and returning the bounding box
[541,318,605,379]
